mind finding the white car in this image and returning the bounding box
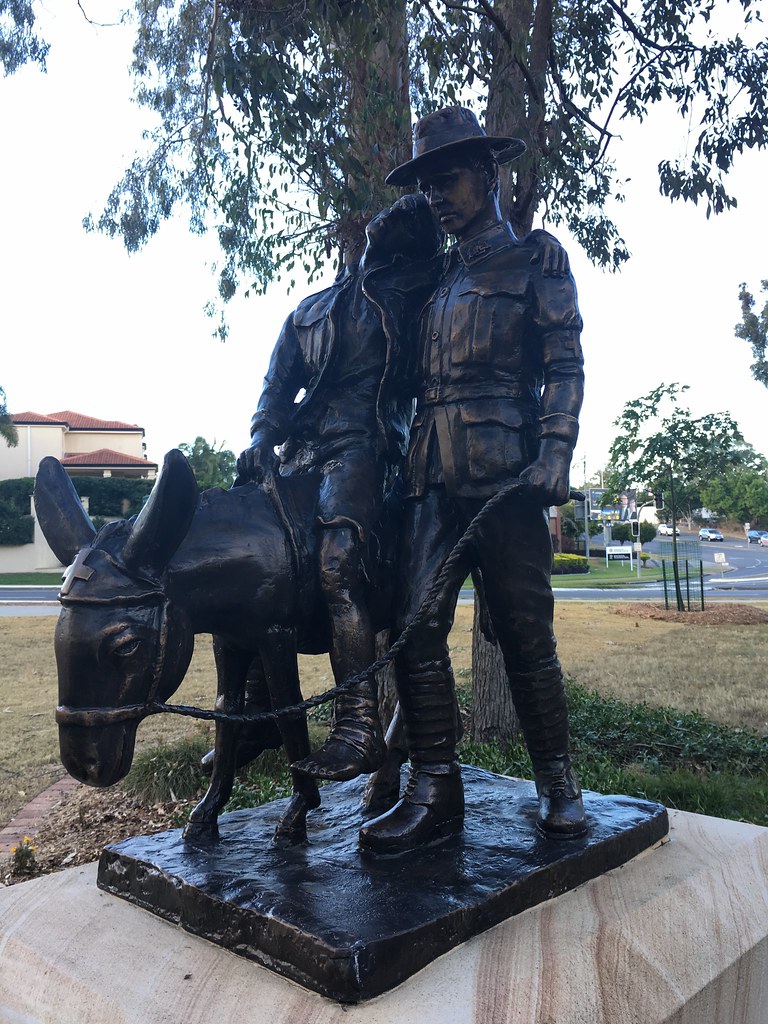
[657,523,674,536]
[759,533,768,548]
[699,527,724,542]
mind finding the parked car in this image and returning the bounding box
[699,527,724,542]
[759,533,768,547]
[747,530,762,543]
[657,523,674,536]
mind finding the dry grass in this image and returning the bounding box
[553,603,768,735]
[2,603,767,828]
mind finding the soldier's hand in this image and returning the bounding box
[520,441,572,506]
[236,439,276,485]
[528,230,570,277]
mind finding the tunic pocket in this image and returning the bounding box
[450,275,528,366]
[457,400,529,482]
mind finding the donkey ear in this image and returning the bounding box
[123,449,198,577]
[34,457,97,567]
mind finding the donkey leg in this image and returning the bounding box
[201,653,282,775]
[184,640,250,842]
[260,626,320,847]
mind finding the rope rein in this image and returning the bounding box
[146,478,548,727]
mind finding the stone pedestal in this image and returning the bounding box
[1,808,766,1023]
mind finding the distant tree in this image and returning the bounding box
[638,522,657,545]
[0,387,17,448]
[701,467,768,524]
[736,280,768,389]
[178,436,236,491]
[607,383,765,529]
[611,522,631,544]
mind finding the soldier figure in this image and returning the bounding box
[237,204,442,782]
[360,106,587,853]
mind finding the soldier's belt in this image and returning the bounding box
[420,381,529,404]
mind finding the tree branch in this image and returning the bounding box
[423,0,491,86]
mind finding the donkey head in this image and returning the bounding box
[35,451,199,787]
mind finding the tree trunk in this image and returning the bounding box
[485,0,552,237]
[340,0,411,264]
[470,595,520,743]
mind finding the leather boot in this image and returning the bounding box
[535,761,586,838]
[359,764,464,853]
[293,679,386,781]
[359,668,464,853]
[507,659,587,839]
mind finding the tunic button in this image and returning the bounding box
[440,287,449,296]
[431,331,440,340]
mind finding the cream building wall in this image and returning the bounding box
[0,424,66,481]
[0,497,64,572]
[64,430,144,457]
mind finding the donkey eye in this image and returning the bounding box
[113,636,142,658]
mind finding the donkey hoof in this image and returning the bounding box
[183,819,220,843]
[272,823,308,848]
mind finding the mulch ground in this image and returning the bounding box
[1,783,186,885]
[613,602,768,625]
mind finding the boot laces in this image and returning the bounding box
[547,768,570,799]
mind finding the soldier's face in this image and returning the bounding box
[417,160,491,240]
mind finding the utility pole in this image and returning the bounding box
[669,465,685,612]
[582,456,590,560]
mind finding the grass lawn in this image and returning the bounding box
[0,573,62,585]
[2,603,766,830]
[553,558,665,587]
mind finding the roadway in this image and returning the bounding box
[3,532,768,613]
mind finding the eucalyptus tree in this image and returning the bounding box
[5,0,768,730]
[74,0,768,312]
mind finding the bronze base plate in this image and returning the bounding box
[98,766,668,1003]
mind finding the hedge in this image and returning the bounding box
[0,475,155,518]
[0,478,35,516]
[0,515,34,546]
[71,477,154,516]
[552,553,589,574]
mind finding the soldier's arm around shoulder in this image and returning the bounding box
[524,228,571,278]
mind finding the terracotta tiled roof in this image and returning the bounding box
[46,410,143,431]
[60,449,157,468]
[12,410,143,431]
[11,411,68,425]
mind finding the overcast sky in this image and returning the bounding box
[1,3,766,485]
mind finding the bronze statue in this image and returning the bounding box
[359,106,587,853]
[36,106,585,859]
[236,202,442,782]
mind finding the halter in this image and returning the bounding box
[55,545,172,728]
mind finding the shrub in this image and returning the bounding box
[0,515,34,546]
[552,553,589,574]
[639,522,657,544]
[123,736,211,803]
[72,477,154,517]
[0,478,34,515]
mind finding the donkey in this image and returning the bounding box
[34,449,339,845]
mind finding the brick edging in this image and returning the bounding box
[0,777,82,855]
